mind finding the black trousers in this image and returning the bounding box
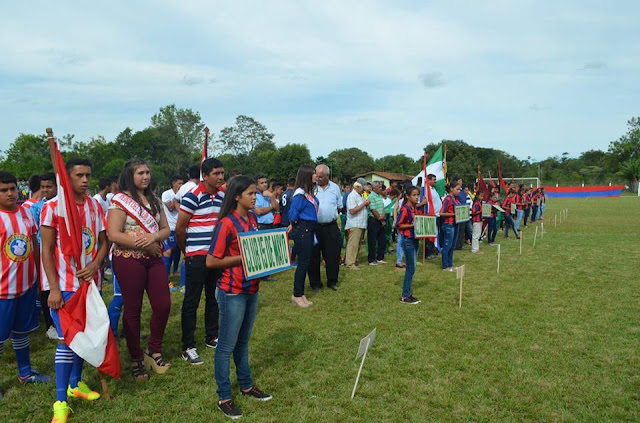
[181,255,220,350]
[367,217,387,263]
[291,221,316,297]
[455,222,465,249]
[309,221,341,288]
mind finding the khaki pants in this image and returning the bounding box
[472,221,482,252]
[345,227,365,266]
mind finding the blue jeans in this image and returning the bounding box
[514,209,523,232]
[487,217,497,243]
[214,288,259,401]
[504,214,518,238]
[441,223,457,269]
[539,203,545,218]
[396,233,405,265]
[401,237,418,297]
[531,206,538,223]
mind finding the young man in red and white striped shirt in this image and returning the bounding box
[41,158,108,422]
[0,171,52,399]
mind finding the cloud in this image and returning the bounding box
[182,75,204,86]
[529,104,551,112]
[418,72,445,88]
[581,62,607,70]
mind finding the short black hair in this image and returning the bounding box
[287,178,296,187]
[427,174,436,180]
[0,171,17,185]
[272,181,284,189]
[40,172,56,183]
[28,174,41,193]
[255,173,268,181]
[201,158,224,176]
[98,177,111,190]
[65,158,92,174]
[188,165,201,180]
[171,174,184,183]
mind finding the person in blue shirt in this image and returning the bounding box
[253,173,278,230]
[279,178,295,228]
[287,165,318,308]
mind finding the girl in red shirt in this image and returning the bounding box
[206,176,272,419]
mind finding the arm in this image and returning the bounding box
[175,210,191,254]
[288,195,302,223]
[206,255,242,269]
[77,230,109,281]
[106,208,139,250]
[41,226,64,309]
[349,198,370,215]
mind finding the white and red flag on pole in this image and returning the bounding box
[200,127,209,180]
[46,128,120,380]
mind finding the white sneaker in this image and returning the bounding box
[46,326,58,340]
[377,260,387,264]
[368,261,378,266]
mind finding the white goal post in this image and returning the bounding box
[480,177,540,188]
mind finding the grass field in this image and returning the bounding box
[2,197,639,422]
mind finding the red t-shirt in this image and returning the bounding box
[396,204,415,238]
[441,195,459,225]
[502,196,514,216]
[472,201,482,223]
[209,210,260,294]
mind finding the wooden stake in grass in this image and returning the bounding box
[555,214,557,228]
[519,232,523,255]
[533,226,538,247]
[456,265,466,308]
[541,222,544,239]
[496,244,501,274]
[352,328,376,399]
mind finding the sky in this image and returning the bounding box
[1,0,638,162]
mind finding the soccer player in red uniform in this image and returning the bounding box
[0,171,51,400]
[440,183,461,271]
[206,175,272,419]
[41,159,108,423]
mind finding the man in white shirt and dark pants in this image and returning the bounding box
[309,165,343,291]
[162,175,184,280]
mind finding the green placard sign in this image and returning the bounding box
[455,205,470,223]
[510,203,516,215]
[414,215,437,238]
[237,228,292,280]
[482,202,492,218]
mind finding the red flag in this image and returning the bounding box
[487,170,497,190]
[497,160,509,196]
[201,127,209,167]
[59,281,120,379]
[477,167,490,199]
[50,137,84,270]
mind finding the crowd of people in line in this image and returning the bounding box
[0,156,546,421]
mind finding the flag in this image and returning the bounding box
[200,127,209,180]
[52,139,84,269]
[487,170,497,190]
[477,167,490,199]
[412,145,446,198]
[58,281,120,379]
[497,160,508,197]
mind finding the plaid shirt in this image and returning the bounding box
[366,192,385,219]
[345,190,368,229]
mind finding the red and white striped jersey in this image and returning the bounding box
[0,206,37,299]
[41,196,105,292]
[21,198,38,210]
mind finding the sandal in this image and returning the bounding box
[144,350,171,374]
[131,359,148,382]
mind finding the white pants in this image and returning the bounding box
[472,222,482,252]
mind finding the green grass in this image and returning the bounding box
[2,197,639,422]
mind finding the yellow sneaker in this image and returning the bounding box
[51,401,71,423]
[67,381,100,401]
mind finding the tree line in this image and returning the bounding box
[1,104,638,190]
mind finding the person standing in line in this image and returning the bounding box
[161,175,184,284]
[93,177,112,216]
[288,165,318,308]
[176,159,225,365]
[471,191,485,253]
[452,177,466,250]
[530,188,539,223]
[424,174,443,260]
[0,171,52,401]
[279,178,295,229]
[41,159,108,422]
[206,176,273,419]
[366,181,387,265]
[501,189,520,239]
[309,165,342,291]
[440,183,461,271]
[513,185,524,233]
[253,174,279,231]
[486,192,499,245]
[395,185,422,304]
[173,165,201,293]
[344,180,370,270]
[21,174,42,209]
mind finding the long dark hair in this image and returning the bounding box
[117,158,161,216]
[294,165,315,195]
[218,176,256,221]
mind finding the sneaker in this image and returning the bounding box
[51,400,72,423]
[18,370,52,384]
[368,261,378,266]
[400,295,421,305]
[181,348,204,365]
[205,337,218,349]
[377,260,387,264]
[395,263,406,269]
[67,381,100,401]
[218,400,242,419]
[241,386,273,401]
[46,326,58,340]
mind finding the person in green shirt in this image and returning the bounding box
[366,181,387,265]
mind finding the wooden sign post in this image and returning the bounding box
[533,226,538,247]
[351,328,377,399]
[456,265,466,308]
[519,232,523,255]
[497,244,501,274]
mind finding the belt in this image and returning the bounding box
[317,220,337,226]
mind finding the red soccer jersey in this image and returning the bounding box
[440,194,460,225]
[396,204,415,238]
[472,201,482,223]
[41,196,105,292]
[209,211,260,295]
[515,194,523,210]
[0,206,37,299]
[502,196,513,215]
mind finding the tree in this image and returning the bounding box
[608,117,640,171]
[1,133,52,178]
[151,104,206,153]
[374,154,420,175]
[619,159,640,191]
[264,143,312,182]
[326,148,375,183]
[217,115,274,157]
